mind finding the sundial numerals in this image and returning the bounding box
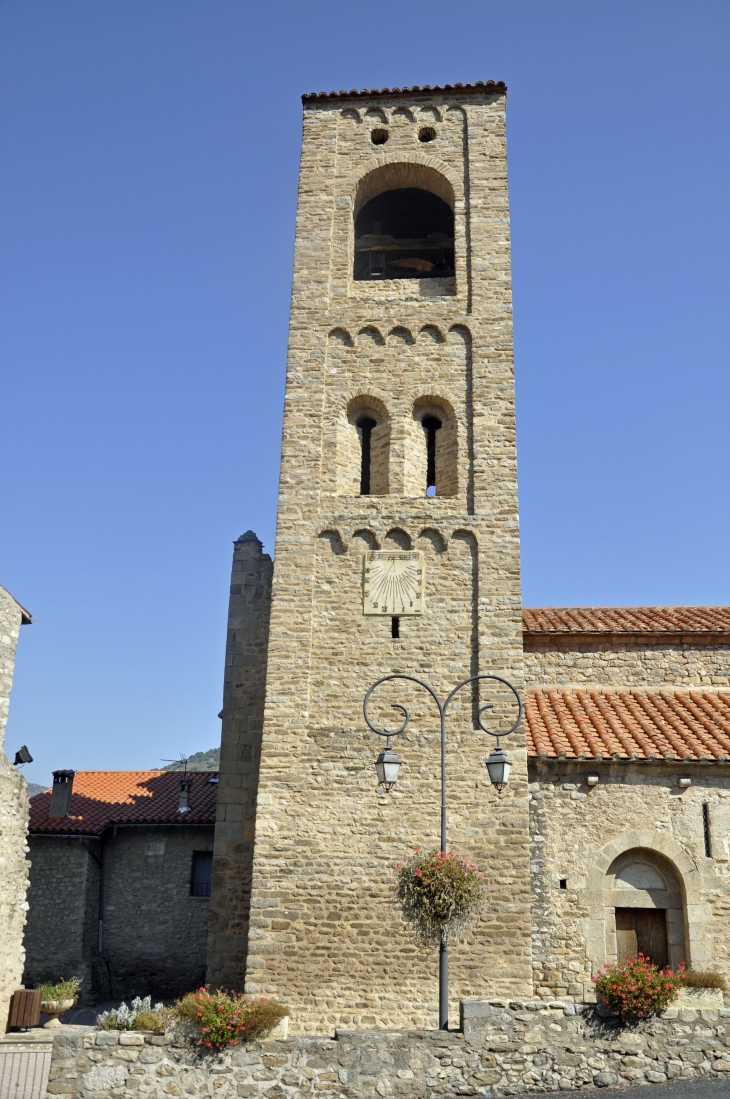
[362,551,425,616]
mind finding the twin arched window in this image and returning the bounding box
[348,399,456,498]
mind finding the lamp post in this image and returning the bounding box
[363,672,522,1031]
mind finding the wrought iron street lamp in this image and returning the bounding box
[485,745,512,792]
[374,743,402,789]
[363,672,522,1031]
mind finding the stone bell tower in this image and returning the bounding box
[208,80,532,1031]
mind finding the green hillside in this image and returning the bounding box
[161,747,219,772]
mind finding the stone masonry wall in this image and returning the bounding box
[0,586,30,1033]
[238,87,532,1033]
[25,826,213,1005]
[207,533,273,991]
[102,826,213,1001]
[47,1000,730,1098]
[23,838,99,1001]
[525,634,730,689]
[529,760,730,1001]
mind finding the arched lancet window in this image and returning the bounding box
[352,164,456,283]
[422,416,442,496]
[338,397,390,496]
[357,416,377,495]
[409,400,457,498]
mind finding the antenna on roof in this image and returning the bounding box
[161,755,189,774]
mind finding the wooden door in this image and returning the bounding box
[615,908,668,969]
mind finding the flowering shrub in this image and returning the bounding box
[175,988,288,1049]
[395,848,486,945]
[97,996,165,1031]
[593,954,682,1018]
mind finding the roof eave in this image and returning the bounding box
[302,80,507,103]
[29,819,216,838]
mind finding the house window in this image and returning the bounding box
[191,851,213,897]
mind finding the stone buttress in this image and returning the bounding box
[207,533,273,990]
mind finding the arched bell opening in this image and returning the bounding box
[352,164,456,283]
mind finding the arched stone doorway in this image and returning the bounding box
[604,849,686,970]
[584,829,715,976]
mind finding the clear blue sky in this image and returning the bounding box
[2,1,729,785]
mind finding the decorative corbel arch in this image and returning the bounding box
[383,528,412,550]
[419,324,445,344]
[328,326,353,348]
[387,326,414,346]
[356,325,385,347]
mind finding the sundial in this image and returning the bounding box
[362,551,425,616]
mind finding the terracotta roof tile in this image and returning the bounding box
[302,80,506,103]
[526,689,730,761]
[28,771,217,835]
[522,606,730,635]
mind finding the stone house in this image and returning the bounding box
[23,770,217,1004]
[0,585,32,1032]
[204,79,730,1034]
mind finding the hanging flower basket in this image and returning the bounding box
[395,848,486,945]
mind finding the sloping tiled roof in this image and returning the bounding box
[522,607,730,635]
[302,81,506,103]
[29,771,217,835]
[526,689,730,761]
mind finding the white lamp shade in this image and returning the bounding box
[485,748,511,790]
[375,747,402,786]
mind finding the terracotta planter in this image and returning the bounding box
[40,998,75,1028]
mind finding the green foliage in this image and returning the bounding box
[395,848,486,945]
[162,749,219,771]
[593,954,682,1018]
[38,977,81,1002]
[680,969,727,990]
[175,987,288,1049]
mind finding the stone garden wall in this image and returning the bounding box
[47,999,730,1098]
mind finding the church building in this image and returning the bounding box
[206,81,730,1032]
